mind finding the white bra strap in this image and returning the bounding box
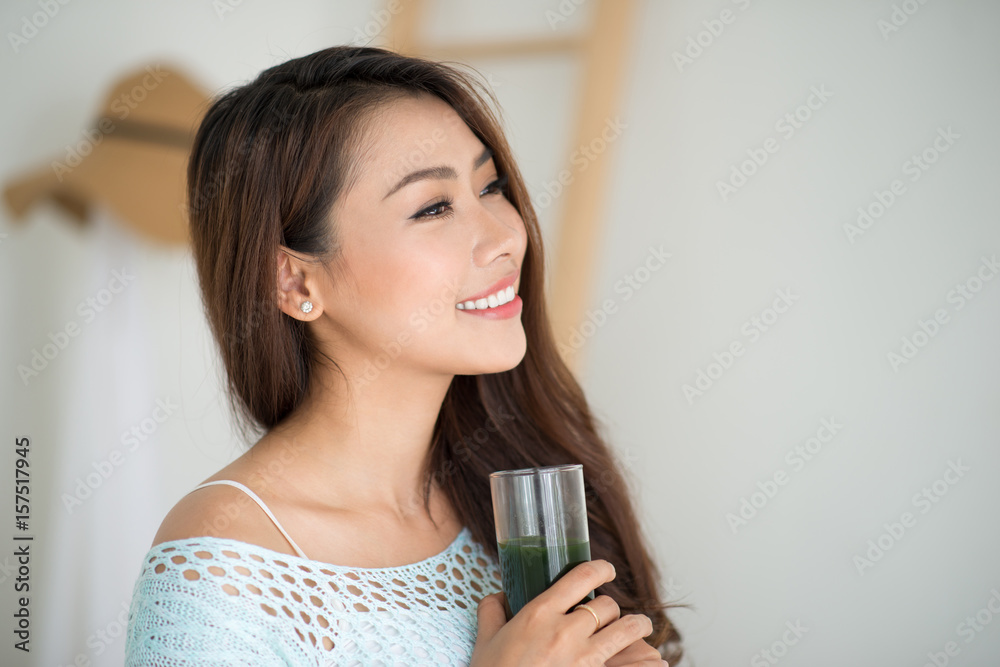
[191,480,309,559]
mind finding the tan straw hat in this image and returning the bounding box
[3,63,211,246]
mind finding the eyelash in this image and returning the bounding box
[411,174,510,221]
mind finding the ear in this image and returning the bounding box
[276,246,321,320]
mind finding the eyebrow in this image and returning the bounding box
[382,145,494,201]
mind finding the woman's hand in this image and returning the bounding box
[604,637,667,666]
[470,559,667,666]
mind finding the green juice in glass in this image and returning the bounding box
[498,535,595,619]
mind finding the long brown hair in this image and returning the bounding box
[186,45,683,662]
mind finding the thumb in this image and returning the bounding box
[475,592,508,642]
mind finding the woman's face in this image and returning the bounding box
[314,93,529,380]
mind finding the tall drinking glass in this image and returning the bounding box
[490,464,595,620]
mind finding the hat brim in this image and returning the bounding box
[4,135,192,246]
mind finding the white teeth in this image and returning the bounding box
[457,284,518,310]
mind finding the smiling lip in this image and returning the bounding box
[459,268,520,303]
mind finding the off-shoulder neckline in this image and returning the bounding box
[146,525,475,574]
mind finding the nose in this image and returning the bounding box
[471,203,525,268]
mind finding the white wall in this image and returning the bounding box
[1,1,998,666]
[581,1,1000,665]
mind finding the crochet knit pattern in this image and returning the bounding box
[124,526,504,666]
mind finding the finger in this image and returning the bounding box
[567,594,620,635]
[529,559,615,614]
[590,613,653,660]
[475,592,508,643]
[603,636,664,666]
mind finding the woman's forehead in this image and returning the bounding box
[351,96,486,196]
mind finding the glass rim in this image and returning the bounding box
[489,463,582,478]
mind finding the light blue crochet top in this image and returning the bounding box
[125,480,504,666]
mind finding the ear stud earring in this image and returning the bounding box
[300,301,313,314]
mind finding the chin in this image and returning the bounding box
[456,339,527,376]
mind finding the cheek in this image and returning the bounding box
[359,241,461,335]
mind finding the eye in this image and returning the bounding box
[411,198,454,221]
[482,173,509,197]
[409,174,509,222]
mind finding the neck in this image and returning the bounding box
[252,359,455,526]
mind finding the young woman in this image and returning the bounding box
[124,45,683,666]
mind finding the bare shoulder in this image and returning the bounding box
[150,473,294,555]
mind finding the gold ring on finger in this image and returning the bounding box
[574,603,601,633]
